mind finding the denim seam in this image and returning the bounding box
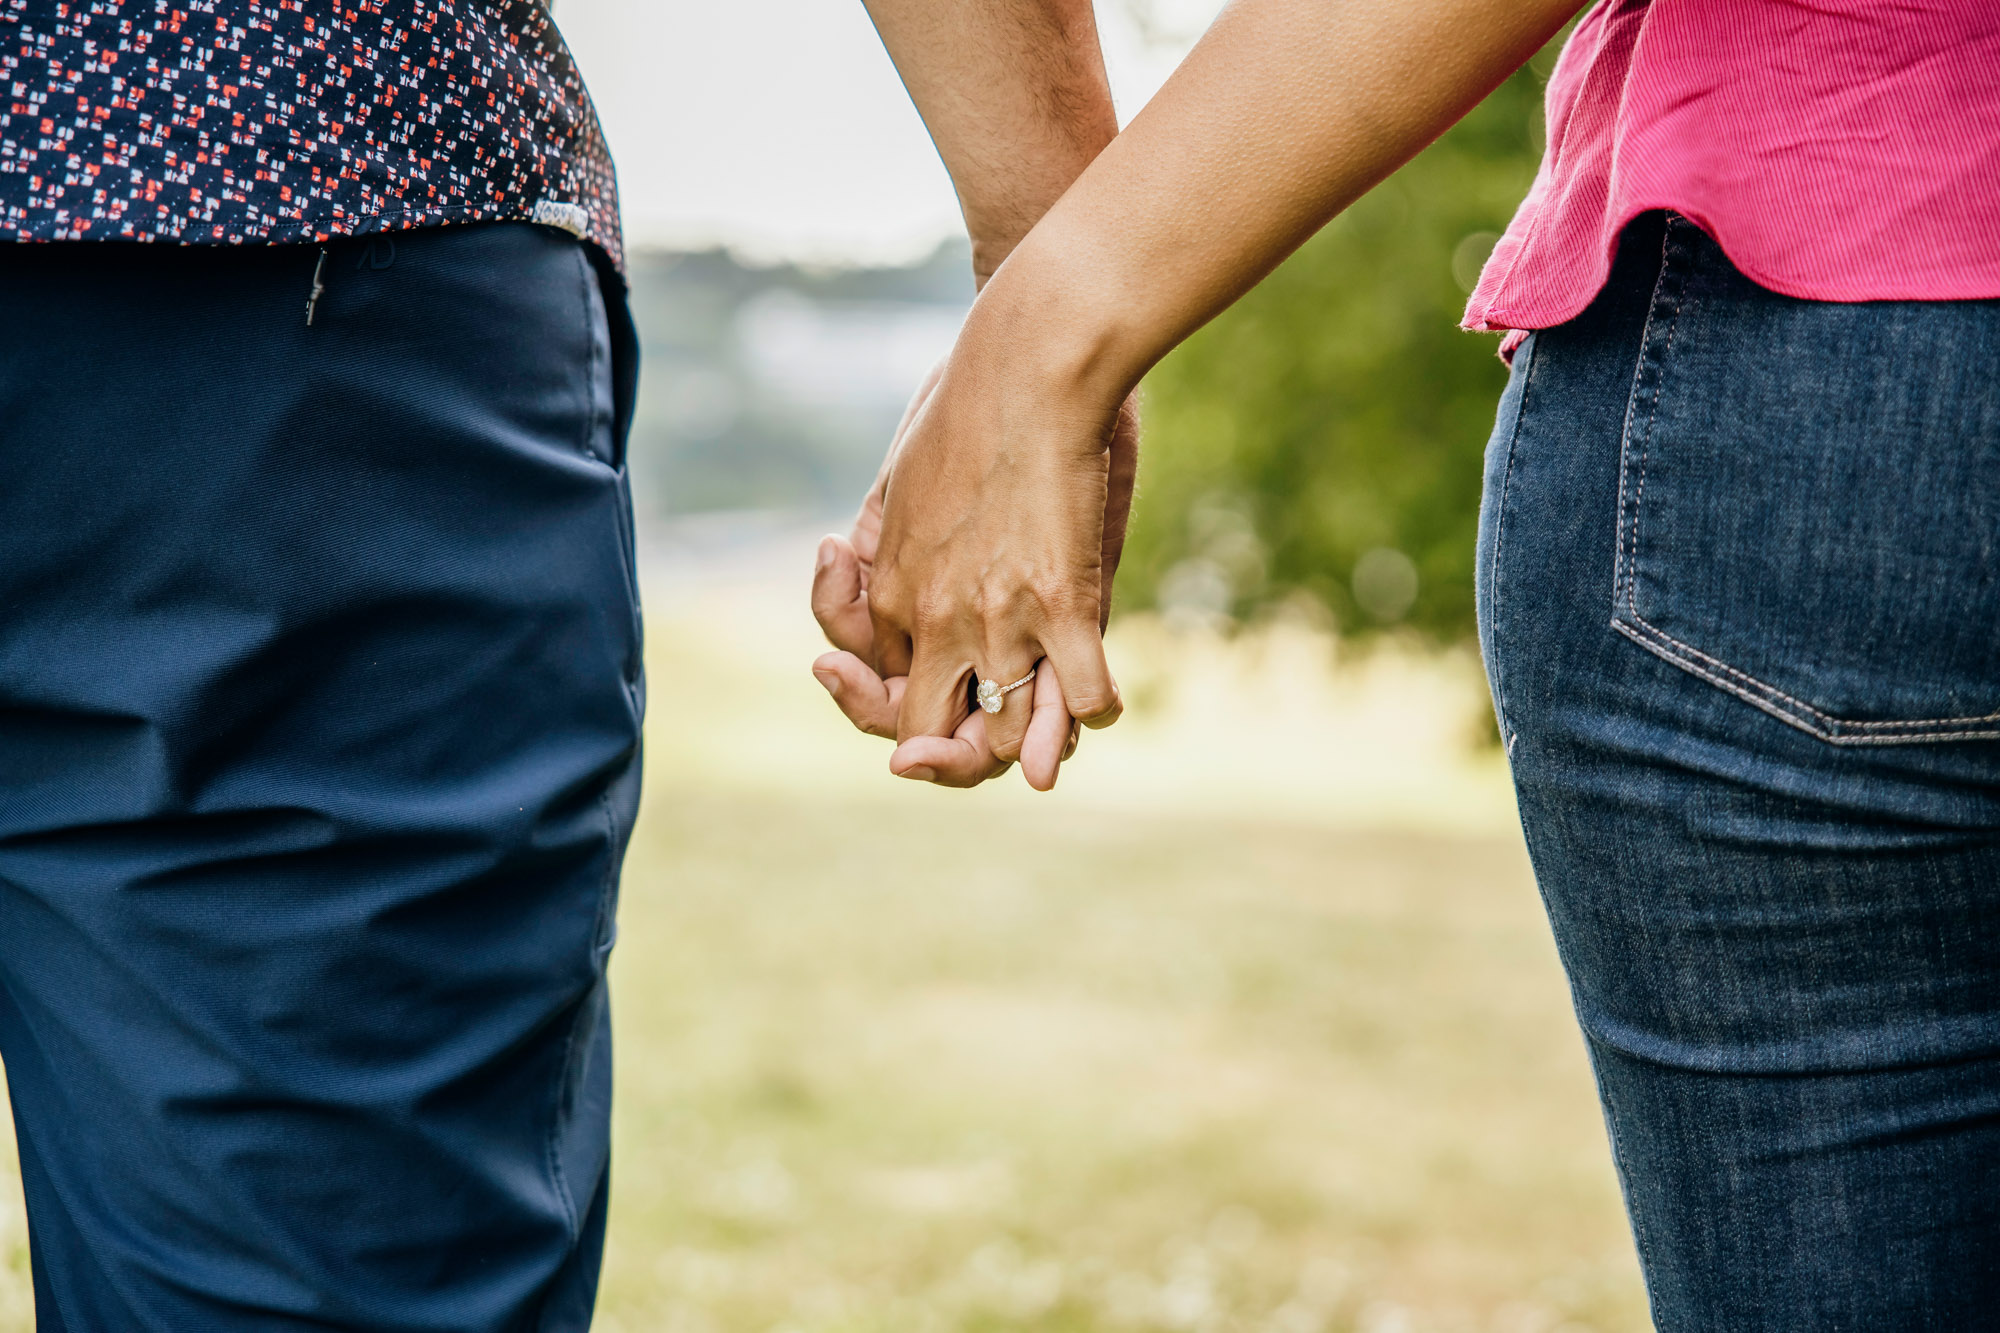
[1487,334,1541,755]
[1610,223,2000,745]
[1611,221,1682,625]
[1625,231,1688,619]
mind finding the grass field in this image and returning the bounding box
[0,530,1652,1332]
[595,793,1648,1333]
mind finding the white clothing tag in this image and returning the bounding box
[530,199,589,239]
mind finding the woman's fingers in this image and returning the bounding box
[977,652,1044,764]
[881,593,1117,788]
[895,653,1095,791]
[891,633,1108,791]
[858,336,1129,787]
[1041,620,1123,729]
[1019,659,1071,791]
[811,535,875,658]
[813,641,1078,791]
[811,651,903,739]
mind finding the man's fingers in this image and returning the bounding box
[854,359,943,568]
[1100,394,1141,629]
[896,644,971,743]
[890,711,1007,788]
[812,651,903,740]
[869,600,914,680]
[1041,624,1123,730]
[1019,659,1070,791]
[811,535,875,658]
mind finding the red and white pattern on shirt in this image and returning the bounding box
[0,0,622,269]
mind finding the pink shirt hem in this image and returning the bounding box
[1464,0,2000,337]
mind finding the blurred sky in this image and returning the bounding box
[556,0,1227,265]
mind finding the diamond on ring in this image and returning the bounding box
[975,668,1037,714]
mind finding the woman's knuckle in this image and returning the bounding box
[1070,687,1112,717]
[912,594,955,636]
[1031,577,1091,625]
[871,574,910,620]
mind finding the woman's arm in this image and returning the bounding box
[985,0,1583,397]
[869,0,1586,776]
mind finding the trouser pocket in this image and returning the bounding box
[1610,217,2000,746]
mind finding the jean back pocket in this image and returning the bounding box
[1612,218,2000,745]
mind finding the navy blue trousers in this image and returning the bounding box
[0,225,644,1329]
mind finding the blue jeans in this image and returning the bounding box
[1478,212,2000,1329]
[0,225,643,1329]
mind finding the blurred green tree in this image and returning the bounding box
[1122,51,1558,642]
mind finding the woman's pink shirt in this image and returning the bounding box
[1464,0,2000,338]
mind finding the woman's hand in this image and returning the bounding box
[811,358,1138,790]
[864,301,1132,780]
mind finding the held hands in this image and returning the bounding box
[819,0,1132,791]
[810,349,1138,790]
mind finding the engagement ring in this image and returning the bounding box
[974,667,1037,714]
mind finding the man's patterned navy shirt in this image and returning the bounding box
[0,0,622,269]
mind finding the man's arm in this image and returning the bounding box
[861,0,1119,286]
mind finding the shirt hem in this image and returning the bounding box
[1464,201,2000,337]
[1,201,627,281]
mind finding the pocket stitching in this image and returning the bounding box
[1610,224,2000,745]
[1614,223,1685,634]
[1486,333,1542,755]
[1619,608,2000,733]
[1611,622,2000,744]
